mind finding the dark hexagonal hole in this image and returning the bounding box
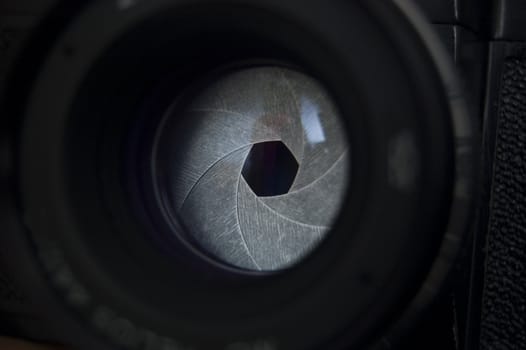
[242,141,299,197]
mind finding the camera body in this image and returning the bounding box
[416,2,526,350]
[405,2,526,350]
[1,1,525,349]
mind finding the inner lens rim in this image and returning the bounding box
[146,62,350,274]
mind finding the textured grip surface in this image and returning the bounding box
[480,57,526,350]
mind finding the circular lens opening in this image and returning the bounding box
[153,65,350,272]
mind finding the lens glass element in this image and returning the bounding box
[154,66,349,271]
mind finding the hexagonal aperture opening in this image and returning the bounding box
[241,141,299,197]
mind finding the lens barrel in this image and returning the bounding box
[0,1,476,349]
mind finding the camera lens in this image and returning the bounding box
[153,66,349,271]
[5,1,477,349]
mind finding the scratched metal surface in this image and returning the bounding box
[156,66,349,271]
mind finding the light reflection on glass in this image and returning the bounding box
[300,96,326,145]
